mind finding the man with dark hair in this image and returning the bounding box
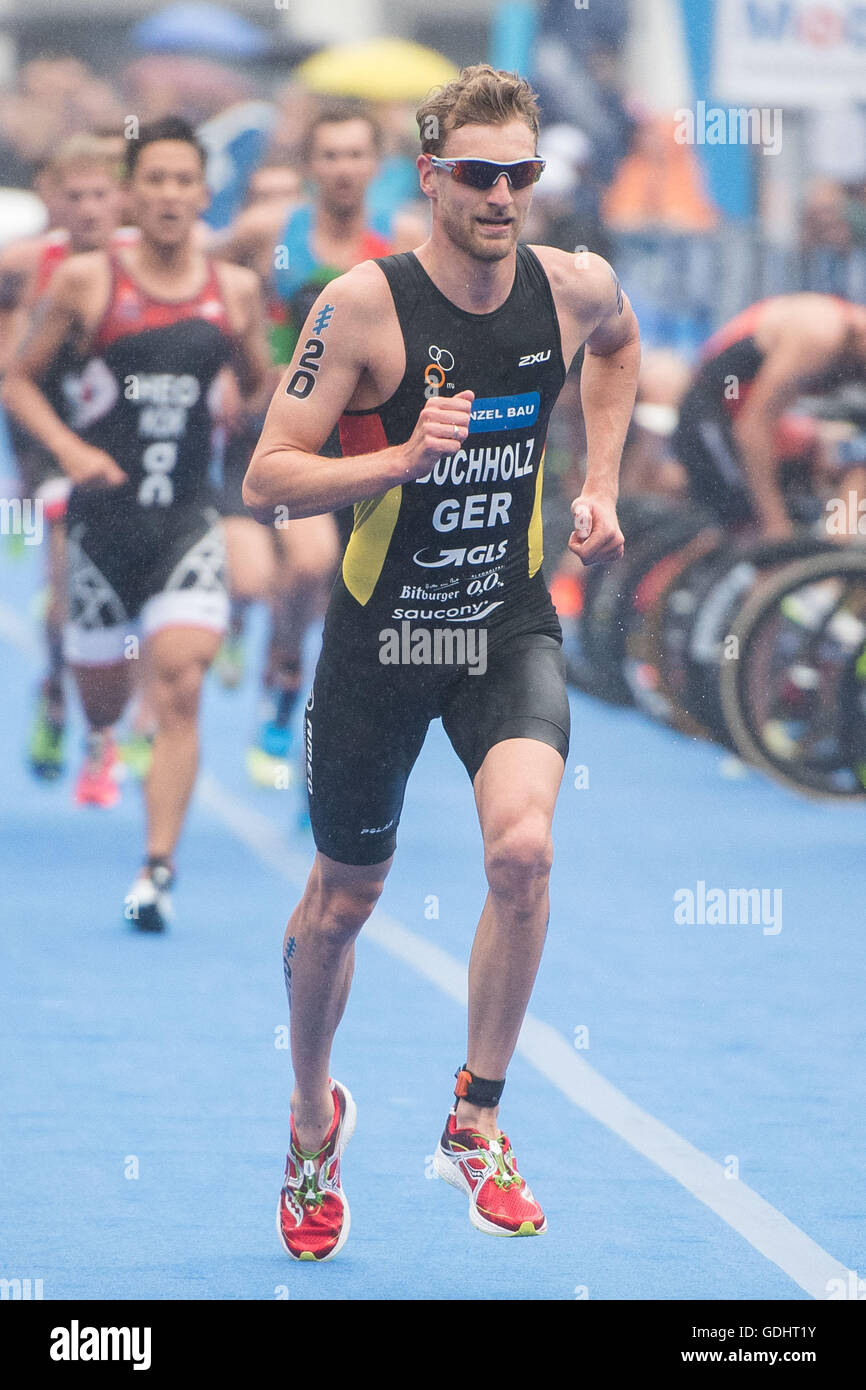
[245,63,639,1259]
[298,99,383,168]
[221,101,394,789]
[4,116,270,931]
[124,115,209,178]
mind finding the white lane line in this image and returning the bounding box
[196,770,851,1300]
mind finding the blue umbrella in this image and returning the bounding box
[130,4,271,59]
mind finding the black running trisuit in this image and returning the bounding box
[63,252,235,664]
[305,245,574,865]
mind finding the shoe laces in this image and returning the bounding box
[296,1156,326,1211]
[468,1131,522,1190]
[492,1141,522,1190]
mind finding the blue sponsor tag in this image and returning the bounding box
[467,392,539,433]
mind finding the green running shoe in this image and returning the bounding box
[28,693,65,781]
[117,732,154,781]
[213,634,246,690]
[246,743,296,790]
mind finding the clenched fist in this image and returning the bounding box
[567,493,625,565]
[399,390,475,480]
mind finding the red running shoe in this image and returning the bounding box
[276,1079,356,1261]
[434,1109,547,1236]
[74,732,119,808]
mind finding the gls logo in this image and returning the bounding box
[518,350,551,367]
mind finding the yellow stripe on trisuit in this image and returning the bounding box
[527,447,546,578]
[342,485,403,605]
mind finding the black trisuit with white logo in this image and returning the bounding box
[63,253,234,664]
[305,245,572,864]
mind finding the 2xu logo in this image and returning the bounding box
[518,350,551,367]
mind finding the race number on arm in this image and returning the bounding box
[243,263,471,522]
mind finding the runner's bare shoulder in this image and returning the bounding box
[306,258,395,334]
[335,257,393,301]
[760,293,850,356]
[212,258,260,306]
[48,249,110,305]
[530,245,618,314]
[0,235,45,278]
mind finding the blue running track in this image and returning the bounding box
[1,537,864,1301]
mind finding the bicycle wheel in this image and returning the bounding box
[622,518,722,730]
[566,495,680,704]
[581,504,714,707]
[659,536,831,744]
[720,549,866,799]
[841,642,866,784]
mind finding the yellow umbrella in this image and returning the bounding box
[296,37,458,103]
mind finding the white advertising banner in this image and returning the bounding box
[713,0,866,106]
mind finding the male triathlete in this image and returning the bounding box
[0,135,129,779]
[223,102,392,783]
[673,294,866,537]
[244,65,639,1258]
[4,117,269,931]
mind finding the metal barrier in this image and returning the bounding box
[611,231,866,353]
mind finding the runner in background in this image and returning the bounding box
[0,135,128,781]
[3,117,270,930]
[221,102,397,789]
[672,294,866,538]
[208,160,303,691]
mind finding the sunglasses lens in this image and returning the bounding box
[506,162,541,189]
[450,161,496,188]
[514,160,545,188]
[451,160,543,189]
